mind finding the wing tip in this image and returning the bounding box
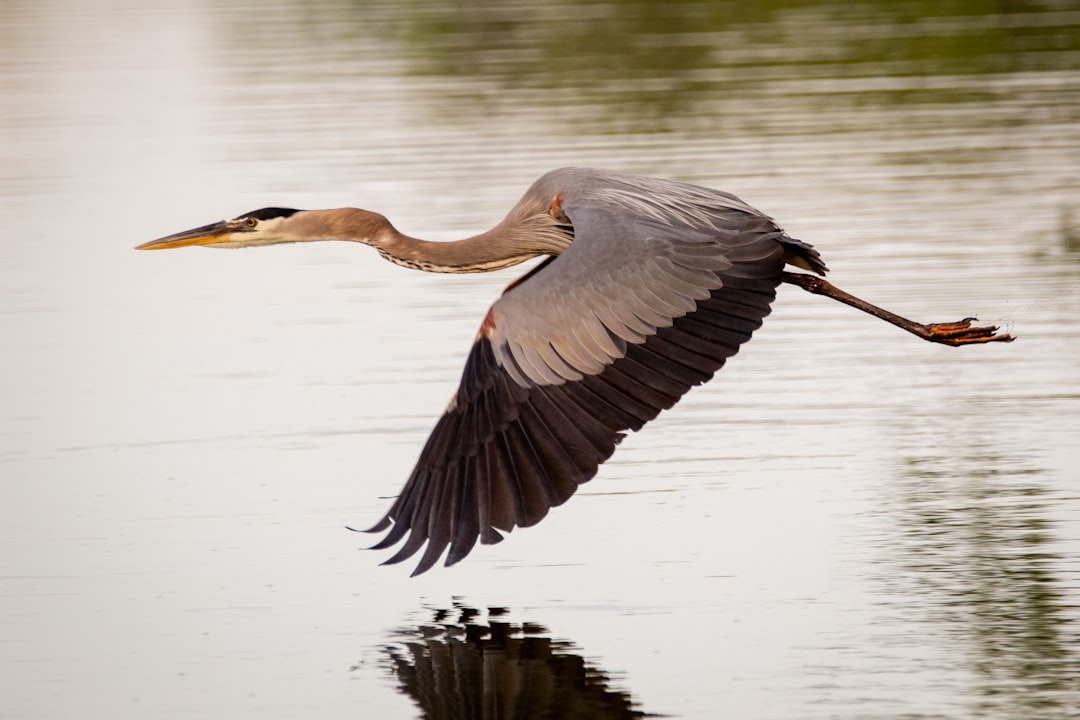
[348,515,391,534]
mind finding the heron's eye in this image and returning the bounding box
[245,217,258,228]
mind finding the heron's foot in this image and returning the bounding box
[922,317,1014,346]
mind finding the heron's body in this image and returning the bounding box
[138,167,1010,575]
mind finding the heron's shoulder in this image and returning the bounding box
[530,167,768,221]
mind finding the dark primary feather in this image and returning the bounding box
[365,168,824,575]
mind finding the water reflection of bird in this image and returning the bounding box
[380,604,648,719]
[138,167,1012,575]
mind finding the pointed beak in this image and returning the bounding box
[135,220,235,250]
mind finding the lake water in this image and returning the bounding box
[2,1,1079,718]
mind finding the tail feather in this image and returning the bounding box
[780,235,828,276]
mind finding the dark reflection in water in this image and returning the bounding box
[378,604,651,719]
[885,456,1080,718]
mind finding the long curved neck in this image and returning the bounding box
[302,208,573,274]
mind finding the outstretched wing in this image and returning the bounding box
[365,195,793,575]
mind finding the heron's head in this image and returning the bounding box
[138,206,404,257]
[135,207,310,250]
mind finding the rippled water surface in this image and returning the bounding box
[2,1,1079,718]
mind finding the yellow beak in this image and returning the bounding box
[135,220,234,250]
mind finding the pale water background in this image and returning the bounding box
[2,1,1079,718]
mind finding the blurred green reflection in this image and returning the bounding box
[212,0,1080,133]
[888,456,1079,719]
